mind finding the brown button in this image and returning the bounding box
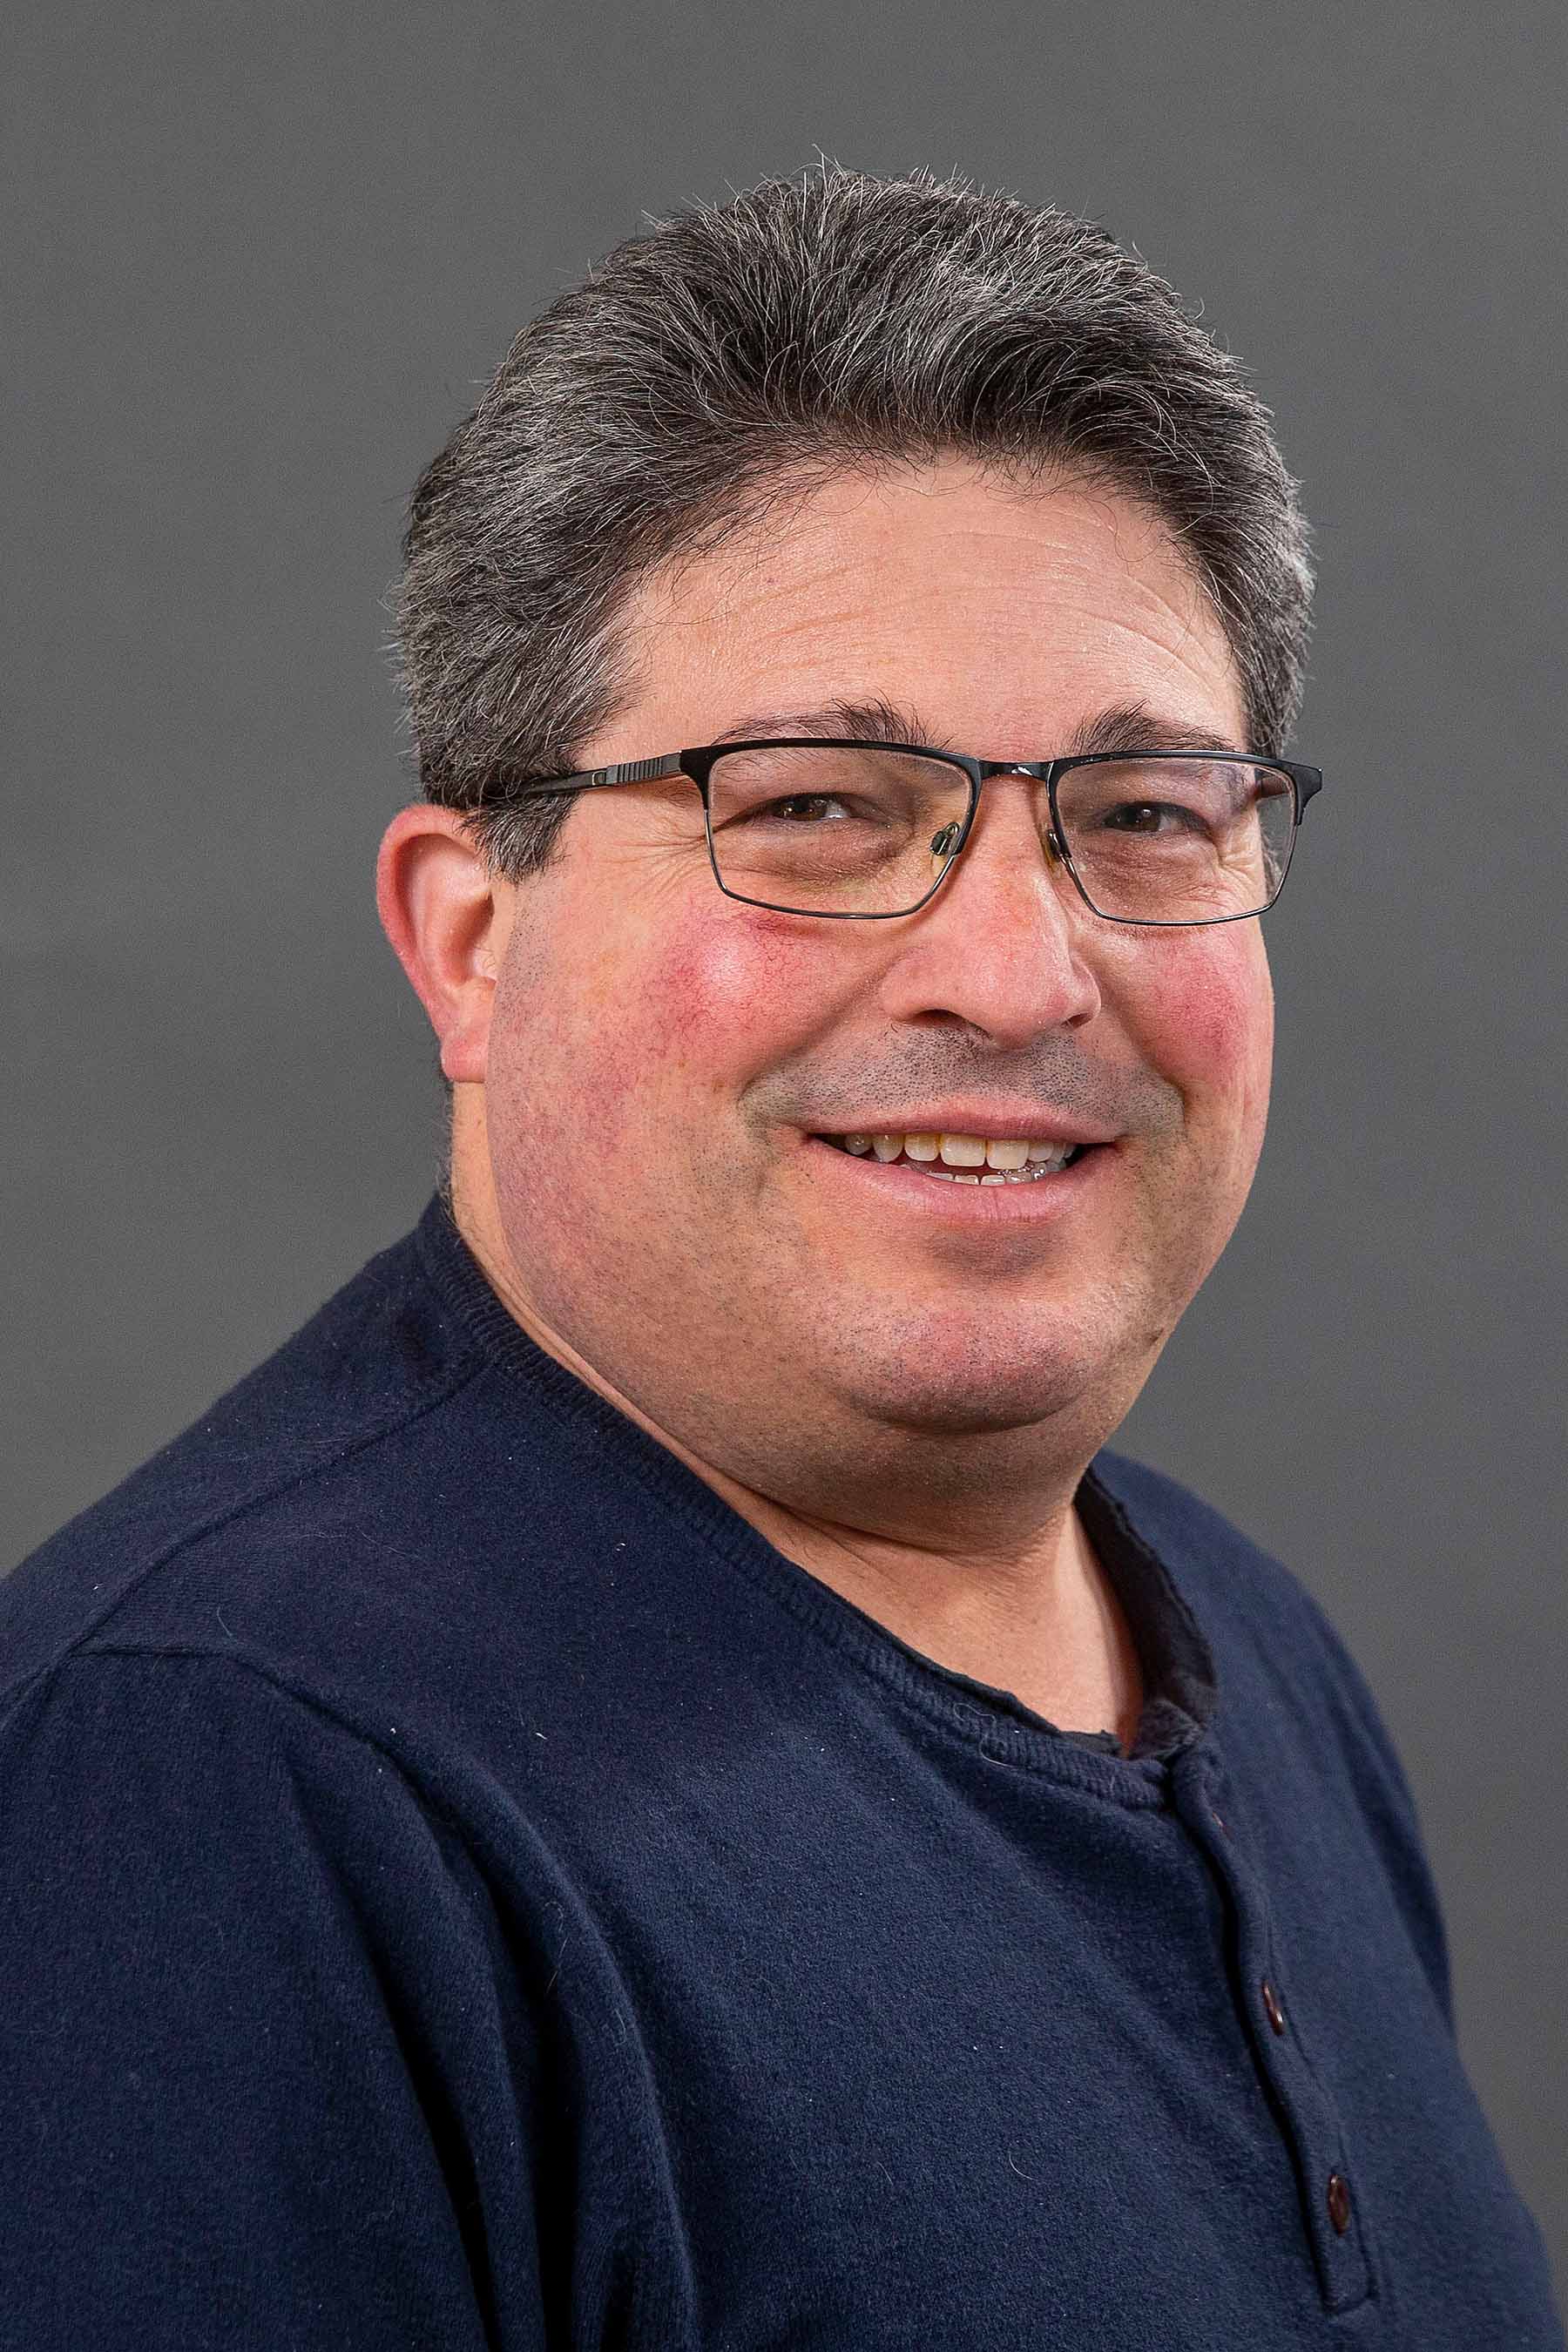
[1327,2173,1351,2234]
[1261,1978,1287,2036]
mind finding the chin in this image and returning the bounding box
[825,1338,1119,1439]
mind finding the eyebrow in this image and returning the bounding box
[1068,701,1248,759]
[711,697,956,751]
[707,696,1246,760]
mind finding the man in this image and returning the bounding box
[2,167,1560,2349]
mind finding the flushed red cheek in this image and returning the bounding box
[1128,920,1266,1064]
[1137,948,1274,1158]
[606,914,823,1125]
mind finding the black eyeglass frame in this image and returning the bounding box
[480,740,1325,926]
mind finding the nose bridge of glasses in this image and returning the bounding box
[956,760,1067,866]
[918,766,1075,937]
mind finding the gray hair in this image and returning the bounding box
[396,165,1313,882]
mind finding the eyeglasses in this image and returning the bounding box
[488,739,1325,926]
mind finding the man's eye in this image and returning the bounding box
[748,794,856,824]
[1100,801,1200,835]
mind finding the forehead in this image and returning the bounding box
[610,458,1247,757]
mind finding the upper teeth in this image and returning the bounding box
[839,1131,1076,1171]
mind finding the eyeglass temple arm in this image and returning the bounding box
[485,755,689,800]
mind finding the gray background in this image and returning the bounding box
[7,0,1565,2305]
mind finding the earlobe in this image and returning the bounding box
[375,804,508,1085]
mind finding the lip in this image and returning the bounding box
[804,1134,1116,1221]
[807,1108,1121,1148]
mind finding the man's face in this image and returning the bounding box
[475,460,1274,1511]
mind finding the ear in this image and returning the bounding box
[375,804,513,1084]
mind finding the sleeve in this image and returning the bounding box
[0,1649,579,2349]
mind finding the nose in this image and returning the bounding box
[881,771,1103,1044]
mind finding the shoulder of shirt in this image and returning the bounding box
[0,1212,494,1710]
[0,1200,767,1761]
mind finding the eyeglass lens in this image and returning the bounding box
[706,746,1297,922]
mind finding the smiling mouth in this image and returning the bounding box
[814,1134,1090,1184]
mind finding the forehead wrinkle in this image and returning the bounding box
[617,470,1247,768]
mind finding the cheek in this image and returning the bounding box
[1133,935,1274,1148]
[519,903,821,1153]
[642,913,828,1132]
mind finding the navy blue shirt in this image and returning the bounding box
[2,1194,1560,2348]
